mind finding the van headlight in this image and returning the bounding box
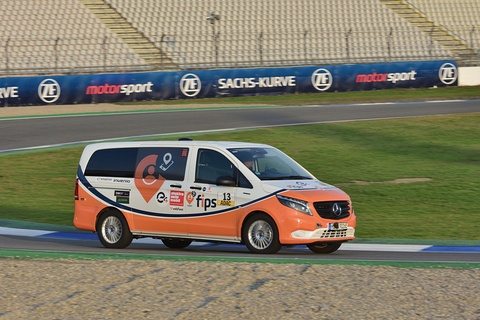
[276,195,313,216]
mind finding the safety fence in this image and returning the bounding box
[0,28,477,76]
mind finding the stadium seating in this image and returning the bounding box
[0,0,478,75]
[406,0,479,51]
[0,0,145,74]
[104,0,458,68]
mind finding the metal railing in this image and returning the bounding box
[1,27,478,77]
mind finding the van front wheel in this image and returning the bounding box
[97,210,133,249]
[243,214,282,254]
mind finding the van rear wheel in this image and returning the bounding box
[307,242,342,254]
[243,213,282,254]
[97,210,133,249]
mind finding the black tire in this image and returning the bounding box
[307,242,342,254]
[161,238,192,249]
[97,210,133,249]
[242,213,282,254]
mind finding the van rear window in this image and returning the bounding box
[85,148,138,178]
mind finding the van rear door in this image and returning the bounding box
[130,146,190,235]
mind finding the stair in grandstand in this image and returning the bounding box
[380,0,475,65]
[78,0,178,70]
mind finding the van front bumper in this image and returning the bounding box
[290,227,355,241]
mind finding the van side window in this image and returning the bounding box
[196,149,235,184]
[136,147,189,181]
[85,148,138,178]
[237,170,253,189]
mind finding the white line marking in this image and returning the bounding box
[339,243,431,252]
[0,226,53,237]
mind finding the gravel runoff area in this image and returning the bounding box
[1,258,479,319]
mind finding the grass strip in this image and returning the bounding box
[116,86,480,106]
[1,113,479,239]
[0,249,479,269]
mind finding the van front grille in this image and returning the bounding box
[313,201,350,220]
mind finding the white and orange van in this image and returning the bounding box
[74,140,356,254]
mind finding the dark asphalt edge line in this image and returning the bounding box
[1,249,479,268]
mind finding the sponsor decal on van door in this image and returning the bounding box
[135,154,166,203]
[134,148,188,204]
[131,147,189,233]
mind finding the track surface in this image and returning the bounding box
[1,100,480,262]
[1,100,479,152]
[1,234,480,262]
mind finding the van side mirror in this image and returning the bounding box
[216,175,236,187]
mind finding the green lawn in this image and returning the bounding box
[0,112,479,240]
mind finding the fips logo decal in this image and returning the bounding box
[311,69,333,91]
[180,73,201,97]
[438,63,457,85]
[38,79,61,103]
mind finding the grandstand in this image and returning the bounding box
[406,0,479,49]
[0,0,478,75]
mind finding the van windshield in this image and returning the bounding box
[228,147,313,180]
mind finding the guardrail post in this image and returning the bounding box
[346,28,352,62]
[304,30,308,65]
[103,36,107,72]
[258,32,263,66]
[429,26,434,57]
[55,37,60,74]
[207,12,220,68]
[387,27,393,62]
[475,27,480,65]
[214,31,220,68]
[5,37,10,76]
[469,26,475,66]
[160,34,165,71]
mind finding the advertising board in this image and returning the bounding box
[0,61,458,107]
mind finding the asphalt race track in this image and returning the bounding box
[1,231,480,262]
[1,100,480,262]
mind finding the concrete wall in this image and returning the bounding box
[459,67,480,86]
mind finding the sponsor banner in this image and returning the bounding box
[214,68,297,96]
[0,61,457,107]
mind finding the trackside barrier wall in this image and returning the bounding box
[0,61,459,107]
[459,67,480,86]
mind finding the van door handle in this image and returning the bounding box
[190,185,202,190]
[170,184,182,188]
